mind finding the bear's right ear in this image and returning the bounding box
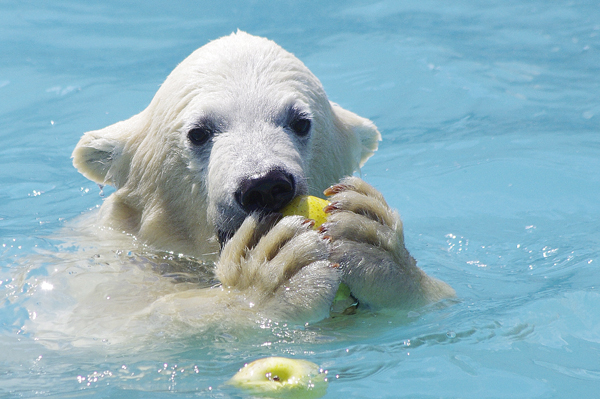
[72,118,136,188]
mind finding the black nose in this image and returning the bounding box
[235,169,296,214]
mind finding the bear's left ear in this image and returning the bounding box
[72,116,138,188]
[330,102,381,167]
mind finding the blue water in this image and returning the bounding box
[1,0,600,397]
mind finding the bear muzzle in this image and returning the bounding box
[216,168,298,247]
[235,168,296,214]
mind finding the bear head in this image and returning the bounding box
[72,31,380,259]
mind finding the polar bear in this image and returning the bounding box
[71,31,453,325]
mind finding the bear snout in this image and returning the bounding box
[235,168,296,214]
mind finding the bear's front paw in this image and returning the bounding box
[215,214,340,322]
[321,176,454,309]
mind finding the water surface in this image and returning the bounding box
[1,0,599,397]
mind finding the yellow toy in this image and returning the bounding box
[281,195,330,228]
[228,356,328,398]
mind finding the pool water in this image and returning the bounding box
[2,0,600,397]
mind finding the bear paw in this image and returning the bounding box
[321,176,454,309]
[216,214,340,322]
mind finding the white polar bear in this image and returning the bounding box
[71,31,454,326]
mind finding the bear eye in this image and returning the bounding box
[188,124,213,146]
[289,115,312,137]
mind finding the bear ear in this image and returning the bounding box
[330,102,381,167]
[72,118,137,188]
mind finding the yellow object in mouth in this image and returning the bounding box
[281,195,330,228]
